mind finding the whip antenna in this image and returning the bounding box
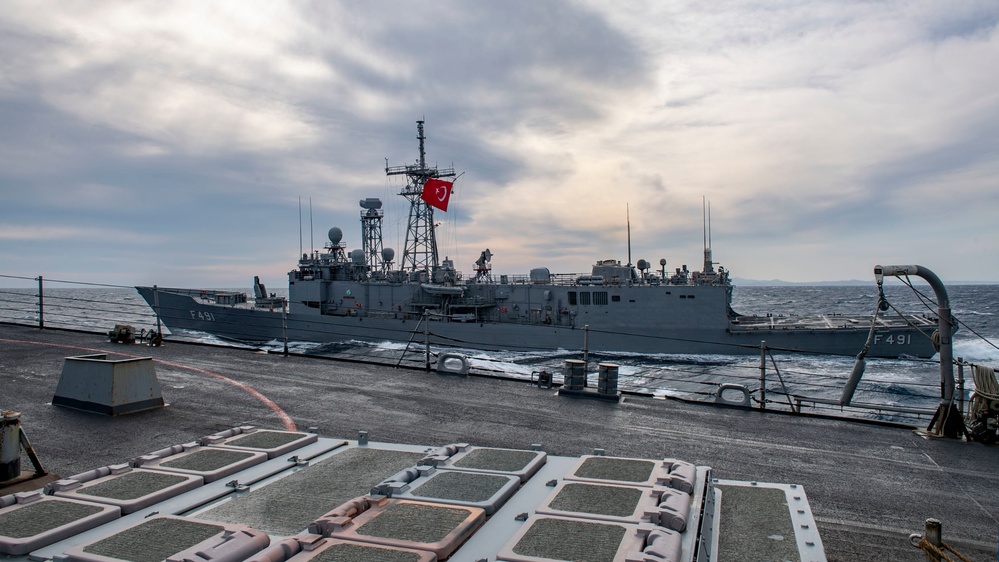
[627,203,632,267]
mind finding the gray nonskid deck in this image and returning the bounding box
[2,324,996,560]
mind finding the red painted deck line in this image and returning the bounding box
[1,337,297,431]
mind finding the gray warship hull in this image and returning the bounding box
[135,284,938,358]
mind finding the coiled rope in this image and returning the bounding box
[971,365,999,417]
[911,535,973,562]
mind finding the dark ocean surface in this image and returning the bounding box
[2,281,997,424]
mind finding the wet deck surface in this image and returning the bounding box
[2,323,997,561]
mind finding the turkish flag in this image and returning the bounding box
[421,178,453,211]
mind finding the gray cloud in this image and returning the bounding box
[1,0,998,287]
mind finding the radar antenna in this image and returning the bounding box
[475,248,493,282]
[385,121,457,272]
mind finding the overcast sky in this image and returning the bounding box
[2,1,998,289]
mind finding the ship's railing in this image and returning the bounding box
[0,272,963,427]
[484,273,581,286]
[289,266,722,288]
[778,357,976,425]
[0,275,161,334]
[479,272,724,287]
[411,325,959,427]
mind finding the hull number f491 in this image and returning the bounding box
[874,334,911,346]
[190,310,216,322]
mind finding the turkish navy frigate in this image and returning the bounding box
[137,121,938,358]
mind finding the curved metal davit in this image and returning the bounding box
[874,265,964,438]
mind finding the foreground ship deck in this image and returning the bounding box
[1,324,997,560]
[4,431,815,562]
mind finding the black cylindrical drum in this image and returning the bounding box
[598,363,619,394]
[563,360,586,390]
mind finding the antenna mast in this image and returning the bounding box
[385,120,456,272]
[702,197,715,274]
[626,203,632,267]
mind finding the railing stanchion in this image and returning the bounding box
[759,340,767,411]
[956,358,965,417]
[424,309,430,371]
[153,285,162,336]
[37,275,44,329]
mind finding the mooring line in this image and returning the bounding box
[0,337,297,431]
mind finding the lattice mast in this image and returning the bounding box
[385,120,456,273]
[359,198,384,271]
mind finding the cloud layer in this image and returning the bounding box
[2,0,998,287]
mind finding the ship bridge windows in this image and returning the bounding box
[580,292,591,305]
[612,295,621,303]
[568,291,577,305]
[593,292,608,305]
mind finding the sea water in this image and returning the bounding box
[2,282,997,422]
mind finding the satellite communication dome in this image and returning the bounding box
[350,249,365,264]
[328,227,343,245]
[659,258,667,266]
[637,259,649,271]
[382,248,395,262]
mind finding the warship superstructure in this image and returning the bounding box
[138,121,938,358]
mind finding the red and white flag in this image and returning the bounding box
[421,178,453,211]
